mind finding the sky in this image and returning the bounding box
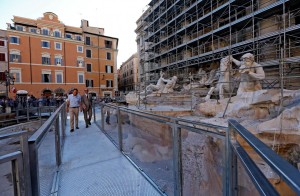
[0,0,150,67]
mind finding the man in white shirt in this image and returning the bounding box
[66,88,82,132]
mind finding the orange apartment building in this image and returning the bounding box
[6,12,118,98]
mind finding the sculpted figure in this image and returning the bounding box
[205,56,231,100]
[162,76,178,93]
[231,53,265,95]
[205,69,219,86]
[198,68,208,86]
[145,71,166,94]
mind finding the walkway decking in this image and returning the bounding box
[56,112,161,196]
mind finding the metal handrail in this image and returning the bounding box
[0,129,32,196]
[28,102,67,196]
[227,119,300,195]
[96,102,226,196]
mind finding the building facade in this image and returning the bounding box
[137,0,300,90]
[0,30,8,96]
[118,53,139,93]
[6,12,118,98]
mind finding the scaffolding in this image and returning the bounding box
[137,0,300,97]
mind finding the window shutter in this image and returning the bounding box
[91,80,94,87]
[111,81,113,87]
[111,66,113,73]
[49,74,52,82]
[105,65,108,73]
[42,74,44,82]
[86,80,89,87]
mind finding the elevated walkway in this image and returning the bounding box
[56,112,161,195]
[1,103,300,196]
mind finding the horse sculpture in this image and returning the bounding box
[205,56,231,101]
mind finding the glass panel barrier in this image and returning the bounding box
[37,125,57,196]
[121,111,174,195]
[236,137,298,196]
[102,105,119,146]
[0,162,14,195]
[181,128,225,196]
[236,158,260,195]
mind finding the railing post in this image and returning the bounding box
[20,133,32,196]
[226,122,237,196]
[55,116,61,166]
[172,119,182,196]
[28,141,40,196]
[16,106,19,123]
[60,109,65,142]
[93,102,96,123]
[101,104,104,130]
[117,107,122,151]
[26,101,29,122]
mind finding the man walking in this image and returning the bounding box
[66,88,81,132]
[81,89,93,128]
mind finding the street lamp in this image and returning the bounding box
[1,70,15,98]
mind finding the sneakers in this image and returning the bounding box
[88,122,91,125]
[86,125,89,128]
[76,127,79,129]
[70,129,74,132]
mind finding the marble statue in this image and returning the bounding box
[145,71,166,93]
[198,68,208,86]
[205,56,231,100]
[231,53,265,95]
[205,69,219,86]
[162,76,178,93]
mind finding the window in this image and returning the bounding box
[42,71,52,83]
[86,79,94,87]
[105,40,112,48]
[42,28,49,35]
[0,53,5,61]
[10,69,21,83]
[0,40,4,46]
[16,25,23,31]
[55,42,62,50]
[78,73,84,83]
[77,46,83,53]
[86,49,91,58]
[106,80,113,87]
[42,57,51,65]
[75,35,82,41]
[105,65,113,73]
[65,34,72,39]
[54,31,61,37]
[86,64,92,72]
[41,41,50,48]
[85,36,91,45]
[77,59,84,67]
[10,54,21,62]
[56,72,63,83]
[55,56,62,65]
[106,52,111,60]
[10,37,19,44]
[30,28,37,33]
